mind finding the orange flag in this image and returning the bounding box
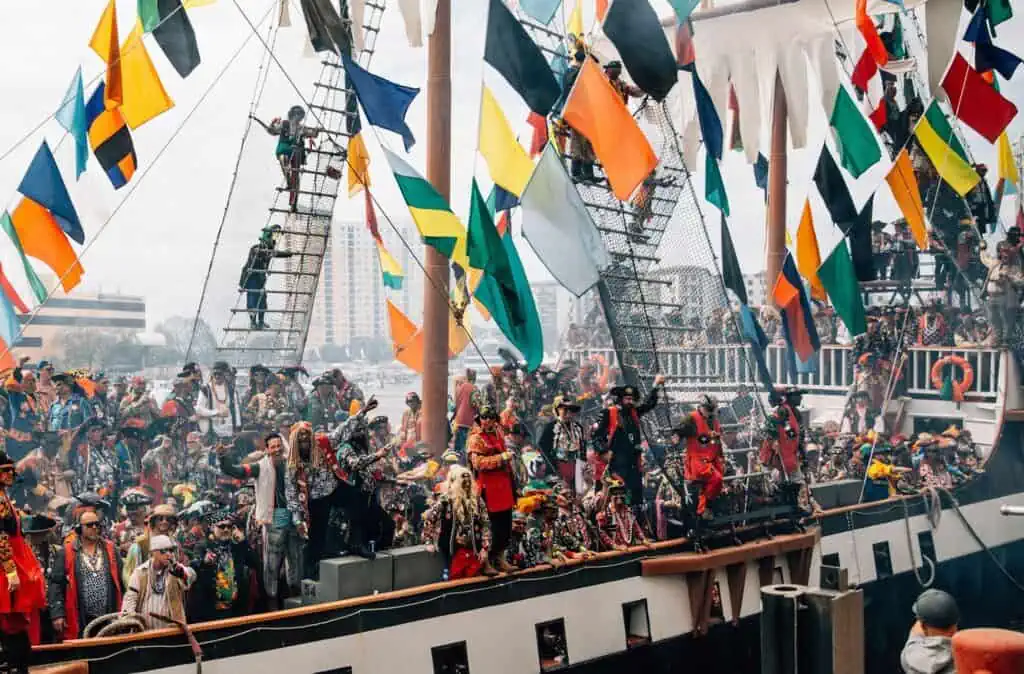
[10,198,84,293]
[596,0,609,21]
[561,59,658,200]
[0,339,16,373]
[886,149,928,249]
[855,0,889,67]
[795,200,826,301]
[89,0,123,108]
[387,300,423,374]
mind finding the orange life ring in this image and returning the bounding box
[930,355,974,402]
[590,354,610,390]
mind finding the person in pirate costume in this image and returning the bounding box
[16,430,70,514]
[306,375,340,431]
[197,361,242,442]
[48,508,122,642]
[22,514,59,644]
[69,418,125,503]
[278,366,309,416]
[398,391,423,452]
[551,489,594,560]
[504,509,540,571]
[0,452,45,669]
[604,60,644,102]
[217,432,302,604]
[139,434,177,503]
[247,377,289,428]
[240,225,295,330]
[538,396,586,496]
[592,376,665,510]
[329,401,392,559]
[188,508,256,622]
[119,376,161,431]
[241,364,272,419]
[161,376,198,445]
[283,421,342,577]
[596,475,651,551]
[122,534,195,632]
[113,488,152,557]
[467,405,518,573]
[676,394,725,519]
[123,503,178,587]
[327,368,364,415]
[422,465,493,578]
[760,387,815,513]
[48,372,95,434]
[3,363,39,462]
[840,390,882,435]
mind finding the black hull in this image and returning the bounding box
[566,539,1024,674]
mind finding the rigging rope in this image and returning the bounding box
[0,0,280,364]
[186,12,282,361]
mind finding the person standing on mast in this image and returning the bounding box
[239,225,294,331]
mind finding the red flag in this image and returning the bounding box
[855,0,889,66]
[942,53,1018,143]
[527,112,547,157]
[0,264,28,314]
[365,190,382,243]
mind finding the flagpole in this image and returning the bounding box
[766,72,787,286]
[422,0,452,457]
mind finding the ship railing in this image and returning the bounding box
[566,344,1002,400]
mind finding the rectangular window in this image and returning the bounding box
[622,600,651,648]
[872,541,893,579]
[822,552,840,569]
[432,641,469,674]
[536,619,569,671]
[918,530,936,567]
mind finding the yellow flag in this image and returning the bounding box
[568,0,583,37]
[89,0,122,108]
[999,132,1020,187]
[449,305,472,357]
[479,86,534,197]
[795,199,826,301]
[886,149,928,250]
[120,22,175,129]
[348,132,371,197]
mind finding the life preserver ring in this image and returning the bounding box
[931,355,974,402]
[590,354,610,390]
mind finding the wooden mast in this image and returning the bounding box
[766,72,787,287]
[423,0,452,456]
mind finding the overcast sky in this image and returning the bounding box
[0,0,1021,329]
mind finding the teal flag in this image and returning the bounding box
[705,152,729,215]
[0,212,47,303]
[519,0,561,24]
[55,67,88,179]
[668,0,700,23]
[470,185,544,371]
[816,240,867,337]
[829,86,881,178]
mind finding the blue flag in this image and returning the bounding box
[18,141,84,244]
[342,55,419,151]
[964,7,1022,79]
[693,70,723,160]
[739,303,773,392]
[0,289,21,350]
[754,153,769,197]
[55,67,89,180]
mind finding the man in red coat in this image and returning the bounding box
[468,407,517,574]
[678,395,724,518]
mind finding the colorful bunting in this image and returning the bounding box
[914,101,980,197]
[18,142,84,245]
[377,240,404,289]
[0,264,29,315]
[795,200,826,301]
[484,0,560,116]
[812,146,857,224]
[693,70,723,161]
[963,8,1022,80]
[941,53,1017,143]
[0,212,47,303]
[705,152,729,216]
[720,214,747,304]
[140,0,202,77]
[886,149,928,249]
[667,0,700,23]
[85,82,137,190]
[602,0,679,101]
[561,59,658,200]
[520,144,610,297]
[479,86,534,197]
[816,240,867,337]
[829,87,881,178]
[55,68,89,180]
[998,132,1020,191]
[347,132,371,196]
[120,22,175,129]
[343,55,419,150]
[855,0,889,67]
[9,198,84,293]
[388,299,423,373]
[772,254,820,376]
[519,0,561,24]
[383,148,468,271]
[0,286,23,354]
[89,0,123,108]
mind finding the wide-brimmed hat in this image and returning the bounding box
[553,395,580,412]
[609,385,639,400]
[22,514,58,534]
[475,406,499,422]
[121,488,153,510]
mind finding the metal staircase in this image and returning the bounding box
[215,2,387,369]
[516,16,751,430]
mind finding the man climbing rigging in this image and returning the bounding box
[252,105,321,212]
[239,225,294,331]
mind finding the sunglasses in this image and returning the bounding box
[213,522,232,529]
[152,516,177,524]
[0,466,15,474]
[81,522,101,529]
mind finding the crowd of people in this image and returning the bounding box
[0,341,994,670]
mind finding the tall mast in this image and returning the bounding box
[766,73,788,287]
[422,0,452,456]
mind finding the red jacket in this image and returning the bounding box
[684,411,723,481]
[62,539,122,640]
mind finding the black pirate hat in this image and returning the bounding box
[609,385,640,400]
[22,514,58,534]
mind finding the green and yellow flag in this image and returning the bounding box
[914,101,980,197]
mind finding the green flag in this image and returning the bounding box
[705,152,729,215]
[816,240,866,337]
[829,86,881,178]
[469,182,544,371]
[987,0,1013,29]
[138,0,162,32]
[0,211,47,303]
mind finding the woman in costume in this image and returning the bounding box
[0,451,46,672]
[423,466,491,578]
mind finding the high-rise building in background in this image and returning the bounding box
[308,220,423,351]
[743,271,768,307]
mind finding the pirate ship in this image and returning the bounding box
[8,0,1024,670]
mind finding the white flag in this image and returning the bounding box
[520,144,611,297]
[397,0,423,47]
